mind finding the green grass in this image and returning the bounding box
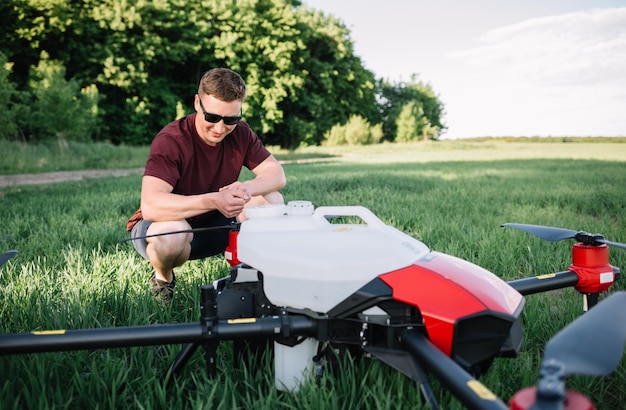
[1,140,626,409]
[2,137,625,175]
[0,140,150,175]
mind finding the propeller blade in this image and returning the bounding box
[0,250,18,268]
[502,223,626,250]
[501,223,578,242]
[596,238,626,251]
[543,291,626,377]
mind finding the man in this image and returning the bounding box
[127,68,286,303]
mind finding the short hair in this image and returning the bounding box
[198,68,247,102]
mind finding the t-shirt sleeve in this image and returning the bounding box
[144,133,183,188]
[241,123,271,170]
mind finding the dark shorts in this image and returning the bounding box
[131,212,236,261]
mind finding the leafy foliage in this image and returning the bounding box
[0,52,27,140]
[323,114,382,146]
[0,50,100,143]
[396,100,435,142]
[0,0,445,147]
[27,52,100,143]
[379,75,446,141]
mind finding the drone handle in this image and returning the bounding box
[314,206,388,230]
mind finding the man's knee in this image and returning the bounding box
[265,191,284,205]
[146,220,193,257]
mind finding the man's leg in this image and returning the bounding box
[145,220,193,283]
[131,219,191,303]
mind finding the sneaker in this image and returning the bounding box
[150,273,176,304]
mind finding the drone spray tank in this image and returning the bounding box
[235,202,524,391]
[235,201,431,390]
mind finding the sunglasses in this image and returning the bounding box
[198,97,242,125]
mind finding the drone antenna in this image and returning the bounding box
[120,223,240,243]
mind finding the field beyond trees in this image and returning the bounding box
[1,139,626,409]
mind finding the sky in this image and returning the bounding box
[302,0,626,139]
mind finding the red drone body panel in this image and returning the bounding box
[380,251,524,357]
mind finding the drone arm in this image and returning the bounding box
[0,315,317,355]
[401,328,508,410]
[507,270,579,296]
[214,314,317,340]
[507,265,620,297]
[0,323,205,355]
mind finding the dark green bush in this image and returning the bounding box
[0,51,100,143]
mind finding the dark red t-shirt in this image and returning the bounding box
[127,113,271,230]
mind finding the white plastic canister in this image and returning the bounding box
[274,338,318,391]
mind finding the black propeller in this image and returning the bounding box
[0,250,18,268]
[543,291,626,377]
[522,292,626,409]
[502,223,626,250]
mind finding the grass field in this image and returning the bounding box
[1,139,626,409]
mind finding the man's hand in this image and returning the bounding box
[216,182,251,218]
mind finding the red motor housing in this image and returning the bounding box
[570,243,615,294]
[224,229,241,266]
[509,387,594,410]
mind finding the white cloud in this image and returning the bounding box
[452,8,626,86]
[303,1,626,137]
[441,7,626,137]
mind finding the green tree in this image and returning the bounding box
[2,0,218,143]
[0,50,99,143]
[395,101,419,142]
[323,114,382,146]
[2,0,382,147]
[0,0,441,147]
[26,52,100,143]
[278,6,380,147]
[378,75,446,142]
[204,2,381,148]
[396,101,436,142]
[0,52,28,140]
[206,0,308,147]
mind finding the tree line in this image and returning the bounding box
[0,0,446,148]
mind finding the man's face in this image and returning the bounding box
[194,94,243,146]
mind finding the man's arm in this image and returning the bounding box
[221,155,286,198]
[140,176,250,221]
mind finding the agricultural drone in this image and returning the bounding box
[1,201,626,409]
